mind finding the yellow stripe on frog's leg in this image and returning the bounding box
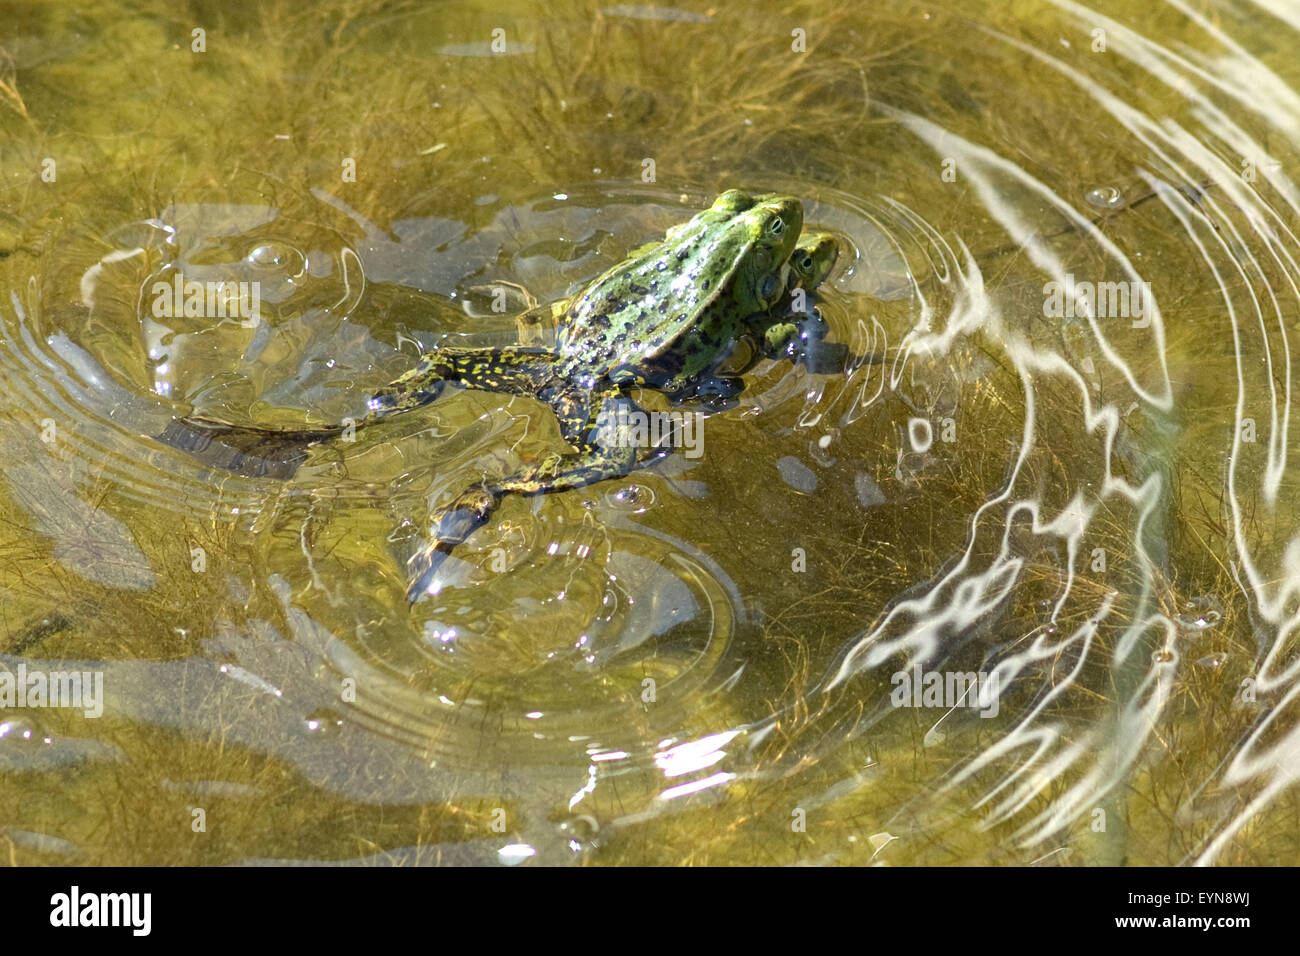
[540,387,597,446]
[404,388,642,602]
[366,345,557,419]
[494,436,638,497]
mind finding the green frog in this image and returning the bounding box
[766,230,838,351]
[160,191,840,600]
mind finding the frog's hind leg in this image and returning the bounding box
[157,346,557,479]
[405,387,642,602]
[366,345,556,419]
[155,417,346,479]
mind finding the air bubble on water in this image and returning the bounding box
[1197,653,1227,669]
[811,429,838,466]
[558,813,601,854]
[246,242,297,269]
[1176,596,1224,631]
[609,483,654,512]
[1084,185,1126,210]
[908,417,933,453]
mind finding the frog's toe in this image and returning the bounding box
[406,544,452,603]
[367,378,448,416]
[405,487,500,602]
[156,416,342,479]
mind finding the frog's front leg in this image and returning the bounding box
[404,387,642,601]
[366,345,556,420]
[761,321,802,357]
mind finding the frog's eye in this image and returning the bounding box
[796,252,814,272]
[760,274,780,301]
[767,216,786,237]
[716,189,748,207]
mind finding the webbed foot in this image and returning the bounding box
[404,485,497,601]
[404,388,640,602]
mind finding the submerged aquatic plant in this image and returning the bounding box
[0,47,31,123]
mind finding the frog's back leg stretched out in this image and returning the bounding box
[404,385,645,602]
[366,345,557,417]
[154,345,559,477]
[155,416,346,479]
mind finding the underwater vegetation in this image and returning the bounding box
[0,0,1299,866]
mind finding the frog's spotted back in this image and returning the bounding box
[555,191,802,386]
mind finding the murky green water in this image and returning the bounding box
[2,0,1299,865]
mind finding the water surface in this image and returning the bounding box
[2,0,1299,865]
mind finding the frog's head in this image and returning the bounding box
[734,195,803,312]
[789,232,839,292]
[669,190,755,241]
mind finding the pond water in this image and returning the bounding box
[2,0,1298,865]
